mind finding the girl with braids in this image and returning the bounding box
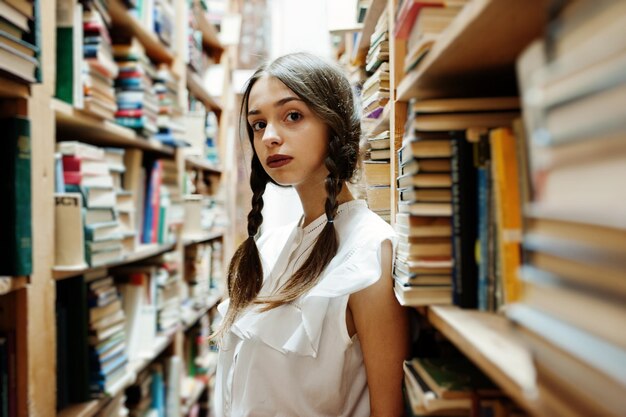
[214,52,408,417]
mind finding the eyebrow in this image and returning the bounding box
[247,96,303,116]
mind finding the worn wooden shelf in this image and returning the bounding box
[185,155,223,174]
[0,75,29,98]
[352,0,387,66]
[427,306,550,416]
[397,0,549,100]
[186,67,222,115]
[0,276,28,296]
[108,0,175,64]
[53,99,175,156]
[53,243,177,280]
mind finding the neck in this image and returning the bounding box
[296,181,355,228]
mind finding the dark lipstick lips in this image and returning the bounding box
[266,154,293,168]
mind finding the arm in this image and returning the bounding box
[349,240,410,417]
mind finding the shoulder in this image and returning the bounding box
[335,200,396,254]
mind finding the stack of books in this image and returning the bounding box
[82,4,118,119]
[184,242,213,309]
[154,253,182,334]
[0,0,40,84]
[393,97,520,307]
[113,37,159,137]
[86,271,128,397]
[403,356,506,417]
[187,8,203,74]
[125,368,156,417]
[363,130,391,221]
[59,141,124,267]
[153,65,186,146]
[508,1,626,415]
[364,10,389,87]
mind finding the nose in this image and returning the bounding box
[261,123,282,147]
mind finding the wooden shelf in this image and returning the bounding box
[195,6,224,63]
[186,67,222,115]
[427,306,550,416]
[181,378,208,415]
[185,155,223,174]
[108,0,175,64]
[183,230,224,246]
[53,99,175,156]
[0,75,29,98]
[53,243,177,280]
[397,0,549,100]
[57,371,134,417]
[351,0,387,66]
[0,276,28,296]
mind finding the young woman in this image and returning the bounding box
[214,52,409,417]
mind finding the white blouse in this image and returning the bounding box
[215,200,396,417]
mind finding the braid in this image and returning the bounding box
[214,154,269,339]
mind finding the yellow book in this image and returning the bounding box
[490,128,523,303]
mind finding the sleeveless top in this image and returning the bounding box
[215,200,396,417]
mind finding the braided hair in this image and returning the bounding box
[215,52,361,336]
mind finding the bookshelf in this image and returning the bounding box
[0,0,234,415]
[342,0,625,415]
[52,243,177,280]
[396,0,548,100]
[53,99,176,156]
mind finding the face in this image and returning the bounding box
[247,76,330,191]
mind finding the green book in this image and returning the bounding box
[0,117,32,275]
[55,0,83,105]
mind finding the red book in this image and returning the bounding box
[115,109,144,118]
[63,171,82,185]
[394,1,444,39]
[62,155,82,172]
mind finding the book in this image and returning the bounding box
[0,116,32,275]
[398,187,451,202]
[394,281,452,306]
[508,304,626,417]
[54,193,88,268]
[408,357,498,399]
[397,172,452,188]
[400,158,451,176]
[55,0,83,107]
[397,201,452,217]
[450,136,478,308]
[489,128,523,304]
[363,160,391,186]
[398,139,452,165]
[395,213,451,237]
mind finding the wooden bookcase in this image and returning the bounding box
[0,0,235,415]
[346,0,556,415]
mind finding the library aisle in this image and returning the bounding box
[0,0,624,416]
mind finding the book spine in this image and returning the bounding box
[450,136,478,308]
[0,117,32,275]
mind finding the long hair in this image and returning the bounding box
[215,52,361,337]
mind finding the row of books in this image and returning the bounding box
[403,355,527,417]
[393,96,522,310]
[56,258,220,411]
[55,0,186,146]
[360,8,391,222]
[507,1,626,415]
[0,0,41,85]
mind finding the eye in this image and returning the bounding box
[286,111,302,122]
[251,120,266,132]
